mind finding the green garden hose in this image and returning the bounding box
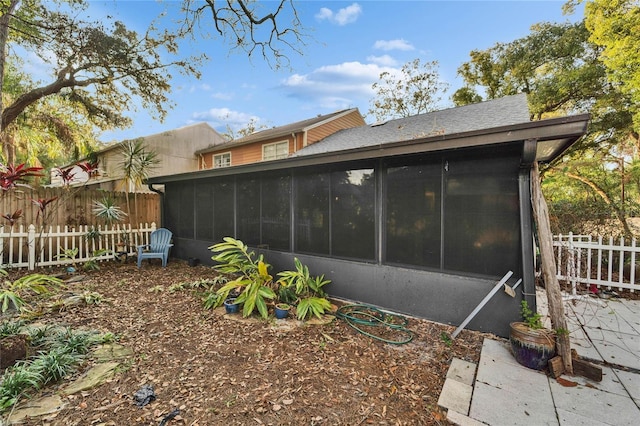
[335,304,414,345]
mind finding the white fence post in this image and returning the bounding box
[0,223,155,270]
[553,233,639,293]
[28,224,36,270]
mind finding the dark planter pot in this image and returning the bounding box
[509,322,556,371]
[224,298,239,314]
[274,304,290,319]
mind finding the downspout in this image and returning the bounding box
[519,138,538,311]
[148,183,165,227]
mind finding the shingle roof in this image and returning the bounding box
[196,108,360,154]
[293,94,530,157]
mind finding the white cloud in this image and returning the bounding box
[315,3,362,26]
[211,92,233,101]
[367,55,398,67]
[373,39,415,52]
[188,83,212,93]
[191,107,262,132]
[280,61,397,110]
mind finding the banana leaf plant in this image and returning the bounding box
[209,237,276,319]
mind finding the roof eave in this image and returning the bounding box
[148,114,590,184]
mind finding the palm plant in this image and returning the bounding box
[209,237,276,319]
[119,139,158,229]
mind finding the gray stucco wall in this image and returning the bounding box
[170,237,522,337]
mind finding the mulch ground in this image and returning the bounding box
[3,259,491,425]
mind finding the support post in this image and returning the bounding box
[531,163,573,374]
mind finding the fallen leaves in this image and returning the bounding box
[8,260,485,425]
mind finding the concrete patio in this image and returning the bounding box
[439,291,640,425]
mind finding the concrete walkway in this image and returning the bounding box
[439,292,640,425]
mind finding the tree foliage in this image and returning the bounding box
[582,0,640,130]
[0,0,202,163]
[368,59,448,122]
[454,12,640,237]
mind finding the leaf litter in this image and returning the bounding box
[7,260,487,425]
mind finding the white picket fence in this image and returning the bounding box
[553,233,640,293]
[0,222,158,270]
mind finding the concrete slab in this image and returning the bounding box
[613,368,640,404]
[470,381,558,425]
[556,407,609,426]
[550,377,640,426]
[447,358,477,386]
[4,395,67,424]
[583,328,639,369]
[447,409,487,426]
[477,338,521,367]
[438,379,473,415]
[568,326,604,362]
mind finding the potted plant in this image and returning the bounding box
[509,300,556,371]
[223,297,240,314]
[276,257,332,321]
[208,237,276,319]
[274,303,290,319]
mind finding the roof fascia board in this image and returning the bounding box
[196,109,356,155]
[149,115,589,184]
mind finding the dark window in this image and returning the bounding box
[261,174,291,250]
[385,162,441,268]
[195,180,213,241]
[237,177,260,245]
[295,172,330,254]
[443,156,520,276]
[332,169,376,259]
[212,180,235,242]
[165,182,194,239]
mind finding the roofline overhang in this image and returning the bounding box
[148,114,590,184]
[195,108,359,155]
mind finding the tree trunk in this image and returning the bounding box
[565,171,634,239]
[531,162,573,374]
[0,0,20,162]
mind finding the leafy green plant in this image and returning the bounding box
[0,319,24,338]
[209,237,276,319]
[520,300,544,330]
[277,258,332,320]
[55,247,79,266]
[51,328,94,355]
[0,365,43,410]
[83,249,112,271]
[26,325,53,348]
[203,290,220,310]
[84,227,101,243]
[92,196,127,224]
[1,274,63,313]
[31,347,80,384]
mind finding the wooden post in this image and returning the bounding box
[531,162,573,375]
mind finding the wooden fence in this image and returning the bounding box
[553,233,640,293]
[0,187,160,228]
[0,223,158,270]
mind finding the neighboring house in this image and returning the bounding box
[147,95,589,337]
[195,108,365,169]
[50,122,226,192]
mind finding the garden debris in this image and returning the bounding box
[158,408,180,426]
[133,384,156,407]
[1,260,488,425]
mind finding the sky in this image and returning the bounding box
[46,0,584,143]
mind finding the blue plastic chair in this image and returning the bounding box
[137,228,173,268]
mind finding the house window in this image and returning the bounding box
[262,141,289,161]
[213,152,231,168]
